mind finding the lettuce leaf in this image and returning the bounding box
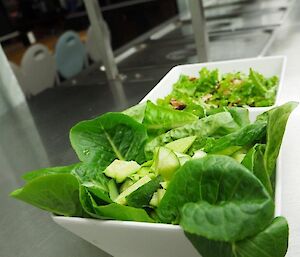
[158,156,274,242]
[70,112,148,169]
[263,101,298,176]
[186,216,288,257]
[142,101,198,135]
[11,173,83,216]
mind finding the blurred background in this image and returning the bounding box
[1,0,300,257]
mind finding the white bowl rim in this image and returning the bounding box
[52,215,182,230]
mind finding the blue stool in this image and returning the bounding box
[55,31,87,79]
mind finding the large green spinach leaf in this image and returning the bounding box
[70,112,148,169]
[11,174,83,216]
[158,156,274,242]
[186,216,288,257]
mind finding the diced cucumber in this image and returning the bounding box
[153,147,180,181]
[141,160,153,167]
[104,160,140,183]
[149,188,166,207]
[149,192,158,207]
[137,167,152,177]
[175,152,192,166]
[115,175,152,205]
[192,150,207,159]
[119,179,134,193]
[138,167,156,179]
[107,179,119,201]
[126,175,162,208]
[233,153,246,163]
[130,174,141,182]
[232,149,247,163]
[165,136,197,153]
[157,189,166,203]
[130,167,155,182]
[160,181,168,190]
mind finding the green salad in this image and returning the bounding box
[157,68,279,116]
[11,100,297,257]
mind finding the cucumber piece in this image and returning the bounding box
[130,174,141,182]
[149,192,158,207]
[107,179,119,201]
[154,147,180,181]
[157,188,166,203]
[175,152,192,166]
[149,188,166,207]
[115,175,152,205]
[119,179,134,193]
[104,160,140,183]
[233,153,246,163]
[137,167,152,177]
[160,181,168,190]
[130,167,155,182]
[232,149,247,163]
[165,136,197,153]
[126,176,162,208]
[192,150,207,159]
[141,160,153,167]
[138,167,156,179]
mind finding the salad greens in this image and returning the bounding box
[186,216,289,257]
[157,68,279,113]
[11,99,297,257]
[70,112,148,169]
[158,156,274,242]
[11,173,83,217]
[144,111,241,159]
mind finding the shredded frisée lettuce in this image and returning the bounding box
[157,68,279,117]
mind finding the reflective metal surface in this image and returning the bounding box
[1,1,300,256]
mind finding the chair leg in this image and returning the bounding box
[55,74,61,86]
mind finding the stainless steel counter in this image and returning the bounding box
[1,1,300,257]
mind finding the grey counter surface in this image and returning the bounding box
[1,1,300,257]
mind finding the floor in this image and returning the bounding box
[1,1,300,257]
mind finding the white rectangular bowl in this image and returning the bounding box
[53,56,287,257]
[141,56,286,121]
